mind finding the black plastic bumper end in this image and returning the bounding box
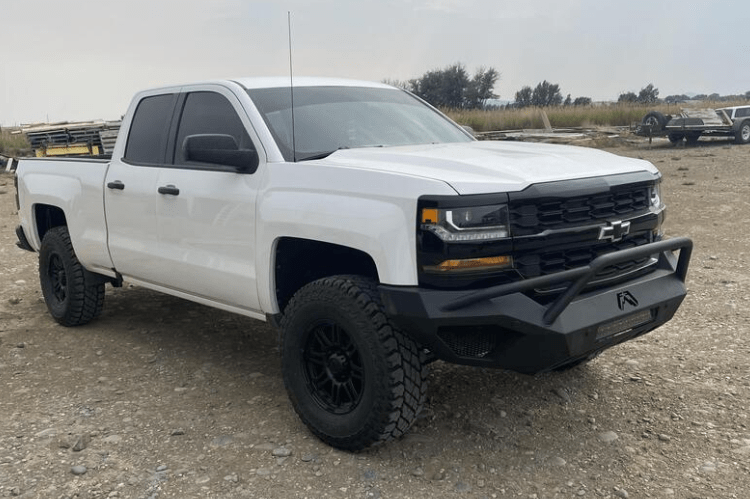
[15,225,35,252]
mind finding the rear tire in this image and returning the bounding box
[685,132,701,145]
[281,275,427,451]
[667,133,684,144]
[39,226,104,326]
[735,120,750,144]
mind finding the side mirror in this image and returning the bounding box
[183,134,259,173]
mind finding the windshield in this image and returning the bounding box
[247,86,473,161]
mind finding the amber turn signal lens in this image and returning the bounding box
[428,255,512,272]
[421,208,439,224]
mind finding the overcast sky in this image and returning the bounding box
[2,0,749,125]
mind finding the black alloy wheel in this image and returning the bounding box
[281,275,427,451]
[302,320,365,415]
[39,226,105,326]
[47,253,68,304]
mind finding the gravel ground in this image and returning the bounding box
[1,136,748,498]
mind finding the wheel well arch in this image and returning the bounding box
[33,204,67,242]
[274,237,379,313]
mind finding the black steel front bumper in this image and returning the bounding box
[379,238,692,374]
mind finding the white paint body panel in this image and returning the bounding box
[319,141,659,195]
[16,159,115,276]
[254,163,455,313]
[15,77,661,318]
[104,82,267,313]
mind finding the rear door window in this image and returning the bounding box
[124,94,177,165]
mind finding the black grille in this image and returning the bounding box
[514,233,655,281]
[510,185,650,236]
[417,175,660,292]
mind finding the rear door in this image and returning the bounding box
[105,92,178,280]
[150,87,264,312]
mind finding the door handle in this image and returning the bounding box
[158,185,180,196]
[107,180,125,190]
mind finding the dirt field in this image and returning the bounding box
[1,136,748,499]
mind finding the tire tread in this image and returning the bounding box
[281,275,427,450]
[40,227,104,326]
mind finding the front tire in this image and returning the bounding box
[39,226,104,326]
[281,276,427,451]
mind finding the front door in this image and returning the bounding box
[150,89,263,312]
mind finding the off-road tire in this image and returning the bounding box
[280,275,427,451]
[642,111,668,132]
[39,226,105,326]
[735,120,750,144]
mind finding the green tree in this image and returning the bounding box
[408,63,499,109]
[464,67,500,109]
[409,64,468,108]
[618,91,638,103]
[514,86,533,108]
[531,80,563,107]
[514,81,563,108]
[637,84,659,104]
[573,96,592,106]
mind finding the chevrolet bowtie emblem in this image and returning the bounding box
[598,220,631,242]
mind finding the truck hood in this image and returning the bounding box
[321,141,659,195]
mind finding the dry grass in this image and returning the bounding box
[0,129,30,157]
[445,101,750,132]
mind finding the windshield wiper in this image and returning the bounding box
[297,147,349,162]
[296,145,389,162]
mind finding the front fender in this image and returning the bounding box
[255,162,456,313]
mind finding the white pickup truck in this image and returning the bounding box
[14,78,692,450]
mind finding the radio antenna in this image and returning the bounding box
[288,11,297,162]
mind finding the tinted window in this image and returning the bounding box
[247,86,473,162]
[736,108,750,118]
[124,94,176,164]
[174,92,253,166]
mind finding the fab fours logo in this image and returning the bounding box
[617,291,638,310]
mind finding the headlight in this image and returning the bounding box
[650,183,662,208]
[421,204,510,242]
